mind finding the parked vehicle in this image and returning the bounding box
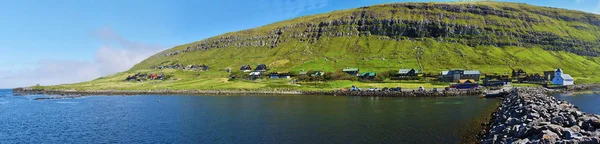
[433,88,438,92]
[396,87,402,91]
[381,87,389,91]
[351,85,361,91]
[450,83,479,89]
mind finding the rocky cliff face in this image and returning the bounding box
[156,2,600,57]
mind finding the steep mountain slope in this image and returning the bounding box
[47,2,600,90]
[136,2,600,75]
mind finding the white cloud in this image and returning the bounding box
[0,27,165,88]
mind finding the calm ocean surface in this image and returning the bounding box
[554,89,600,115]
[0,89,499,143]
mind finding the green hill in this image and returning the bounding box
[44,2,600,91]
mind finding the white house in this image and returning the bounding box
[552,68,574,85]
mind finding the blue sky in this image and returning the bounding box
[0,0,597,88]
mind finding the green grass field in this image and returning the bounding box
[40,69,450,91]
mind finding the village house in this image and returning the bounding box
[440,70,481,82]
[397,68,419,77]
[298,71,308,76]
[483,78,505,87]
[360,72,376,80]
[544,71,556,81]
[310,71,325,77]
[249,72,262,80]
[198,65,210,71]
[343,68,360,76]
[278,72,291,79]
[453,79,480,89]
[186,64,209,71]
[459,79,476,84]
[255,64,268,72]
[551,68,574,85]
[484,73,511,82]
[511,69,527,77]
[269,72,279,79]
[518,74,547,84]
[269,72,291,79]
[240,65,252,72]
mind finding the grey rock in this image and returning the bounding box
[590,117,600,128]
[516,124,531,138]
[513,138,529,144]
[552,117,566,125]
[583,122,595,131]
[570,125,582,132]
[528,113,541,119]
[541,130,560,143]
[565,129,583,139]
[508,117,520,125]
[547,124,566,136]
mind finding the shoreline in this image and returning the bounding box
[11,84,600,99]
[12,88,483,98]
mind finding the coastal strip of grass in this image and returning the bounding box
[38,69,451,91]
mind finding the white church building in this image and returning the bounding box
[552,68,574,86]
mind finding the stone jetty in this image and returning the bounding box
[305,89,481,97]
[480,88,600,143]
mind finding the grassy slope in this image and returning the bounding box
[41,2,600,91]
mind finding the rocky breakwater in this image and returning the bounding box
[304,89,481,97]
[480,88,600,143]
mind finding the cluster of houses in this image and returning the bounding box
[234,65,575,86]
[444,68,575,86]
[238,64,270,80]
[125,72,166,81]
[139,62,575,87]
[237,66,422,81]
[504,68,574,85]
[149,64,210,71]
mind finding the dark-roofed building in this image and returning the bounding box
[278,72,291,79]
[249,72,262,80]
[240,65,252,72]
[440,70,481,82]
[360,72,376,80]
[342,68,359,76]
[270,72,291,79]
[398,68,419,77]
[255,64,268,72]
[544,71,556,81]
[512,69,527,77]
[310,71,325,77]
[298,71,308,76]
[270,72,280,79]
